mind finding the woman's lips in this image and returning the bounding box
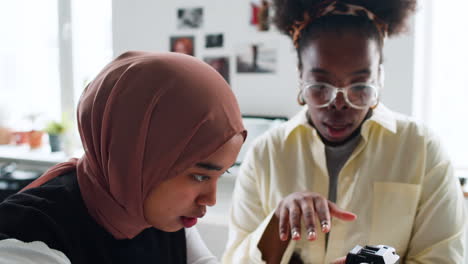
[180,212,205,228]
[180,216,198,228]
[324,123,351,140]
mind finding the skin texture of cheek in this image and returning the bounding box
[143,179,188,232]
[164,192,193,230]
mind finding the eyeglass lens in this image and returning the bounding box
[305,83,376,107]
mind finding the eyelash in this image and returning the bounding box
[192,174,210,182]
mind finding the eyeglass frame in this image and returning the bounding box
[300,81,380,110]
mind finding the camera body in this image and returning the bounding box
[345,245,400,264]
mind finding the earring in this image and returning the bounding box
[297,90,306,105]
[370,99,380,109]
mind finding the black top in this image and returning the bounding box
[0,171,187,264]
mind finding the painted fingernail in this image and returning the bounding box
[321,221,330,232]
[292,230,300,240]
[322,224,329,232]
[280,232,287,241]
[307,230,316,240]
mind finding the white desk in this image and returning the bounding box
[0,145,68,172]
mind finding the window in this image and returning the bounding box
[71,0,113,106]
[0,0,61,130]
[414,0,468,175]
[0,0,112,135]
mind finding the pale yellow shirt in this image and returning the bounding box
[222,105,466,264]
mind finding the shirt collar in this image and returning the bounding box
[284,104,397,140]
[284,106,312,138]
[363,103,397,134]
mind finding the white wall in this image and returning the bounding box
[112,0,416,117]
[381,25,415,115]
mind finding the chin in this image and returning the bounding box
[164,226,184,232]
[150,221,183,232]
[155,225,183,232]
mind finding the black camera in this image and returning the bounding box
[346,245,400,264]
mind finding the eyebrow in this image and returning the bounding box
[196,162,223,171]
[310,68,371,76]
[195,162,237,172]
[310,68,329,75]
[351,68,371,75]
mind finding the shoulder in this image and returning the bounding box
[392,113,445,155]
[369,108,451,170]
[0,171,79,219]
[369,106,437,146]
[0,172,82,251]
[243,123,289,167]
[394,112,429,138]
[249,116,310,155]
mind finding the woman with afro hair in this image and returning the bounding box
[223,1,466,263]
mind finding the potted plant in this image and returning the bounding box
[44,120,67,152]
[25,113,44,149]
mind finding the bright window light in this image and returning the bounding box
[415,1,468,171]
[0,0,112,134]
[0,1,61,130]
[71,0,113,107]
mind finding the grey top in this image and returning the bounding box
[325,134,362,203]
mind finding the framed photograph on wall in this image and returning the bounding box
[250,0,271,31]
[170,36,195,56]
[236,43,276,73]
[177,7,203,29]
[204,56,230,84]
[205,33,224,48]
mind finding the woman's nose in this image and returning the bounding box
[330,91,348,110]
[197,184,217,207]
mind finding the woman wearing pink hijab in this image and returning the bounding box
[0,51,246,263]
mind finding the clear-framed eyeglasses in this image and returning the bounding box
[300,81,379,110]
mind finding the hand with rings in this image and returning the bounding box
[274,191,357,241]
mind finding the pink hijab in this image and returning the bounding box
[23,51,246,239]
